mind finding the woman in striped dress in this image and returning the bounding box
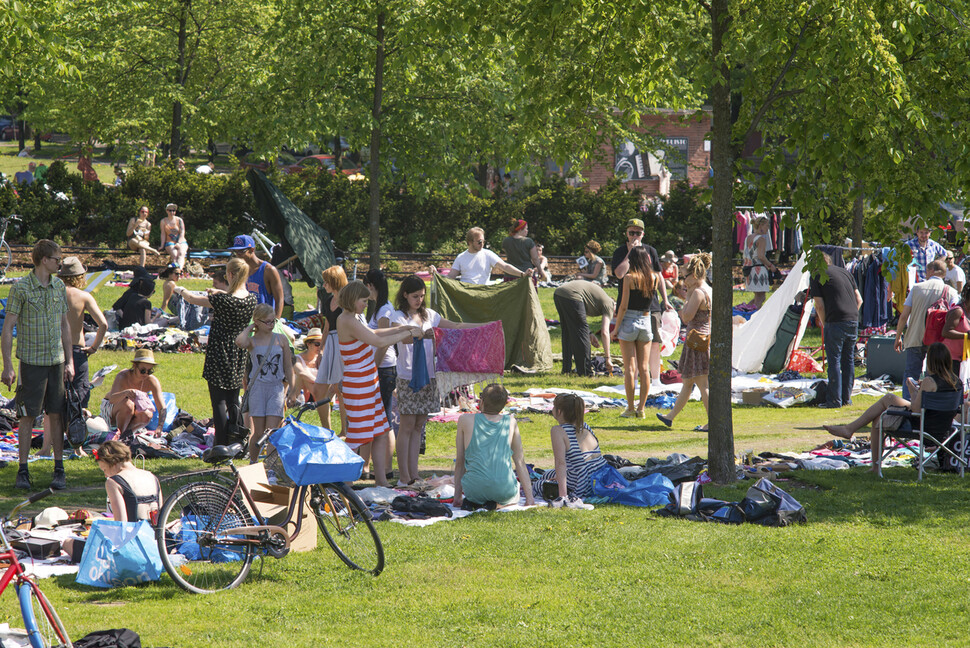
[532,393,606,507]
[336,281,421,486]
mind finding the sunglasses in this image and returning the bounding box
[166,209,177,213]
[627,230,643,236]
[138,368,154,375]
[309,341,322,347]
[47,256,62,262]
[259,319,276,326]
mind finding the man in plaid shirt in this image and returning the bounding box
[906,226,948,282]
[1,240,74,490]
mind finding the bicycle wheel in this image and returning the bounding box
[17,579,71,648]
[0,240,11,278]
[311,483,384,575]
[156,482,256,594]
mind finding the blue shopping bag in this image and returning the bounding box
[76,519,163,588]
[268,420,364,485]
[591,464,675,507]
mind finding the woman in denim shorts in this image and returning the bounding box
[612,247,659,418]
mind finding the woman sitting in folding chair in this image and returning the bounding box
[823,342,962,470]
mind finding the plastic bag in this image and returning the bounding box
[591,464,674,507]
[268,420,364,485]
[659,309,681,357]
[76,520,163,588]
[786,349,822,373]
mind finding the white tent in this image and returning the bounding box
[732,254,815,373]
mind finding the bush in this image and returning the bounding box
[1,166,721,256]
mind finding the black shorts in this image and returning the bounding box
[16,362,66,419]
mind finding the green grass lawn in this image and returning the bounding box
[0,272,960,648]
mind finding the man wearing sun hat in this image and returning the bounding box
[228,234,284,318]
[58,257,107,408]
[1,240,74,489]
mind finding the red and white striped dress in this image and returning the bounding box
[339,336,390,449]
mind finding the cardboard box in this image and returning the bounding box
[741,388,768,406]
[236,463,316,552]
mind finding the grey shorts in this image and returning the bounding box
[16,362,65,419]
[618,310,654,343]
[248,381,285,418]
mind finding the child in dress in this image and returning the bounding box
[235,303,296,461]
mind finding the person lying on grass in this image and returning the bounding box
[823,342,962,470]
[453,383,535,510]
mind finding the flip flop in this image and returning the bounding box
[656,413,672,427]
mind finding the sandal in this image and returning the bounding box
[656,413,672,427]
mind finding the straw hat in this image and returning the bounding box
[132,349,158,365]
[304,328,323,342]
[661,250,677,264]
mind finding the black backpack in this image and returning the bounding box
[65,383,87,448]
[74,628,141,648]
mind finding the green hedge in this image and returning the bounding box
[4,164,718,257]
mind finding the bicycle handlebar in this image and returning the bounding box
[4,488,53,522]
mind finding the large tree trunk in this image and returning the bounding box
[707,0,736,484]
[169,2,189,158]
[367,10,386,268]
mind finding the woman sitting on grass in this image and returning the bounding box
[531,393,604,508]
[823,342,962,470]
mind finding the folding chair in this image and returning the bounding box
[876,390,967,480]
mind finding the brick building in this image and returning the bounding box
[580,108,712,197]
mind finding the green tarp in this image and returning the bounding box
[431,274,552,372]
[246,168,335,289]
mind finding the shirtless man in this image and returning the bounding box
[40,257,108,456]
[227,234,284,318]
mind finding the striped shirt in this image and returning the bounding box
[534,423,607,499]
[6,271,67,366]
[339,336,389,448]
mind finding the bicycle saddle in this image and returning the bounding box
[202,443,245,464]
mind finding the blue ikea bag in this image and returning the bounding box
[148,392,178,431]
[169,515,245,563]
[268,420,364,485]
[76,520,163,588]
[591,464,675,507]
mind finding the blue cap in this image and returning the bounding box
[227,234,255,250]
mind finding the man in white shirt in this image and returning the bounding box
[944,252,965,292]
[432,227,532,284]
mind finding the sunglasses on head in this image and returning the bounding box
[138,368,154,375]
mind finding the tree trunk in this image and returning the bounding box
[33,130,41,150]
[707,0,737,484]
[169,1,189,159]
[368,10,386,268]
[852,186,864,248]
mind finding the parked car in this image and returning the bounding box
[0,119,20,142]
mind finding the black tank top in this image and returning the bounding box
[110,474,160,522]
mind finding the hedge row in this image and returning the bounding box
[0,162,716,257]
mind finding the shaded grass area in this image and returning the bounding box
[0,272,948,648]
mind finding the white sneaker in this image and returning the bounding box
[565,496,594,510]
[549,496,567,509]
